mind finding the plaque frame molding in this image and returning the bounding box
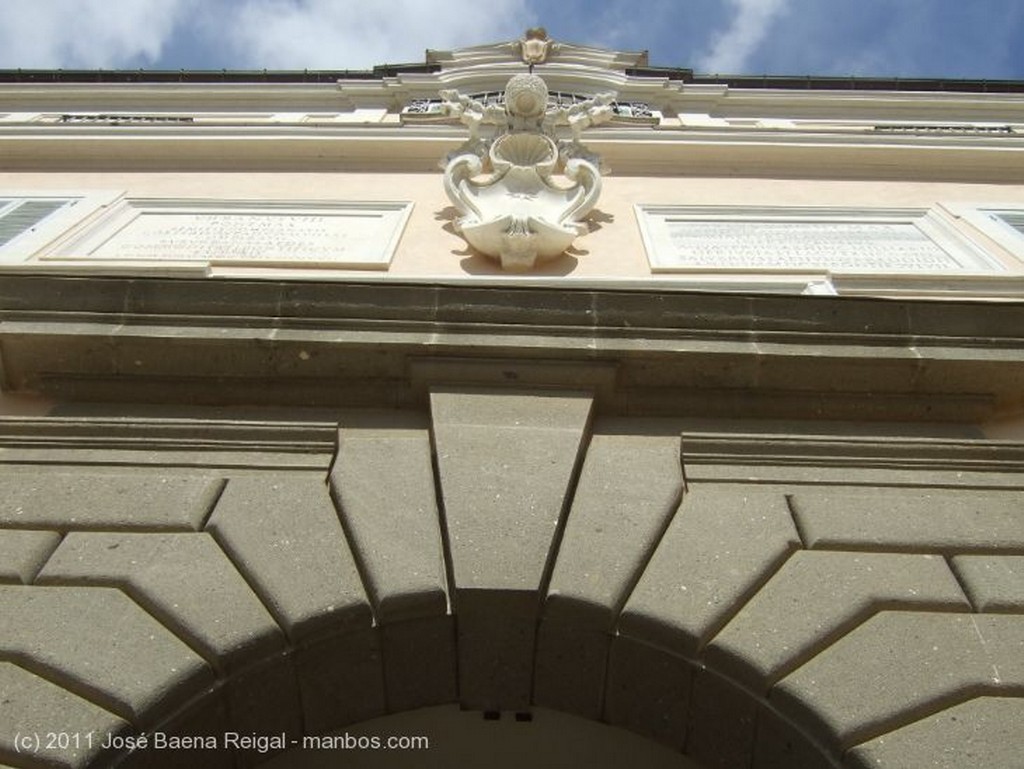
[635,204,1003,277]
[31,197,414,273]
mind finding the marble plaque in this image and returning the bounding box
[637,206,997,274]
[666,221,960,272]
[45,200,412,270]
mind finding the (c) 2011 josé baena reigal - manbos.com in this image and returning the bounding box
[101,731,287,753]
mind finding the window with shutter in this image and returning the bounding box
[0,199,73,248]
[0,191,121,265]
[949,205,1024,268]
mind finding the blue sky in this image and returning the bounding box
[2,0,1024,79]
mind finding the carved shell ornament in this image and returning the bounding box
[440,69,614,271]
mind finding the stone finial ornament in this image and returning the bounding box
[440,73,614,271]
[515,26,556,66]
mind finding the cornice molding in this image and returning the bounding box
[6,72,1024,125]
[0,415,336,447]
[680,431,1024,472]
[1,275,1022,422]
[2,125,1024,179]
[1,415,1021,482]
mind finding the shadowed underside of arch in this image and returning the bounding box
[1,386,1023,769]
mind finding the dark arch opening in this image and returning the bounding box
[257,705,706,768]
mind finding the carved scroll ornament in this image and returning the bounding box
[440,73,613,271]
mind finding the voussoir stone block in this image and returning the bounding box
[225,651,303,762]
[603,635,692,752]
[845,696,1024,769]
[0,661,129,769]
[206,475,372,643]
[619,485,801,657]
[293,628,385,735]
[686,669,758,769]
[706,551,970,692]
[752,705,833,769]
[330,419,458,712]
[545,431,684,626]
[37,531,284,673]
[430,386,593,711]
[455,588,539,712]
[0,529,61,584]
[119,686,233,769]
[951,554,1024,612]
[532,619,611,719]
[380,615,458,712]
[772,611,1024,752]
[330,424,448,623]
[0,585,213,725]
[536,430,683,717]
[789,487,1024,553]
[430,387,593,592]
[0,470,223,531]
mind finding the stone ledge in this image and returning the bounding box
[2,275,1022,422]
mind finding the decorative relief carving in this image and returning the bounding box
[514,26,557,66]
[402,91,651,126]
[440,73,613,271]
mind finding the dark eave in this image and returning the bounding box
[0,62,440,84]
[1,62,1023,94]
[624,65,1024,93]
[693,74,1024,94]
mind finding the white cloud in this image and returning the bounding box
[0,0,197,68]
[222,0,531,69]
[697,0,789,73]
[0,0,531,71]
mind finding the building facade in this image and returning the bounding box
[1,32,1023,769]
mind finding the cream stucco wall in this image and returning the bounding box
[5,171,1024,281]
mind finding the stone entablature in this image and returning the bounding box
[3,21,1024,143]
[2,275,1023,423]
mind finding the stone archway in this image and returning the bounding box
[1,386,1022,769]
